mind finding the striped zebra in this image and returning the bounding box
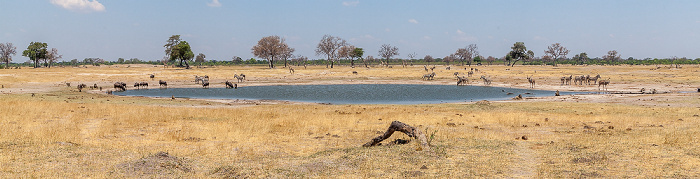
[598,79,610,91]
[456,76,469,86]
[588,74,601,85]
[480,76,492,85]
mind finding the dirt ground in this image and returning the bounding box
[1,64,699,178]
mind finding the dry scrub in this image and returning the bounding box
[0,64,699,177]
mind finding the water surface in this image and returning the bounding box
[114,84,581,104]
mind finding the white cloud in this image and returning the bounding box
[342,1,359,7]
[423,36,431,40]
[456,30,465,35]
[207,0,222,7]
[50,0,105,13]
[408,19,419,24]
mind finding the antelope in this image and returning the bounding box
[480,76,491,85]
[598,79,610,91]
[456,76,469,86]
[527,75,535,88]
[159,80,167,87]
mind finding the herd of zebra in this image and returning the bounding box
[103,73,247,92]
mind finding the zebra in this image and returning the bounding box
[456,76,469,86]
[422,72,435,80]
[234,74,245,82]
[430,66,436,71]
[446,66,451,70]
[467,71,474,77]
[598,79,610,91]
[565,75,572,85]
[194,76,204,84]
[588,74,601,85]
[527,75,535,88]
[560,76,566,86]
[239,74,246,80]
[480,76,492,85]
[289,67,295,74]
[225,81,235,89]
[159,80,167,87]
[424,65,429,72]
[574,75,585,85]
[202,81,210,89]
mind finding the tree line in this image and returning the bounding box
[2,39,700,69]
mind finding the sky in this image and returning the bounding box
[1,0,700,63]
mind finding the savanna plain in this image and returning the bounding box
[1,64,699,178]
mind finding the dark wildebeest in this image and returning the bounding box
[139,82,148,89]
[77,84,87,92]
[159,80,167,87]
[114,82,126,91]
[225,81,234,89]
[202,81,209,89]
[134,82,140,89]
[150,74,155,79]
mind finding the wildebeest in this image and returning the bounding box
[114,82,127,91]
[150,74,155,79]
[352,71,358,75]
[159,80,167,87]
[225,81,235,89]
[202,81,210,89]
[140,82,148,89]
[77,84,87,92]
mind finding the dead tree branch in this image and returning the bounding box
[363,121,430,151]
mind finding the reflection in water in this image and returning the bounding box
[114,84,581,104]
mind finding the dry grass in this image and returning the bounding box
[1,64,699,178]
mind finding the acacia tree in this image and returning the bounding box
[45,48,62,68]
[378,44,399,67]
[252,35,290,69]
[423,55,434,65]
[544,43,570,66]
[350,47,364,68]
[0,42,17,68]
[170,41,194,68]
[507,42,533,67]
[22,42,48,68]
[603,50,621,63]
[195,53,206,67]
[163,35,181,63]
[315,35,346,68]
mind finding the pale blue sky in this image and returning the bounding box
[1,0,699,62]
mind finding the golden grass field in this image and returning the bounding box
[1,64,699,178]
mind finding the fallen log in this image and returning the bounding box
[363,121,430,151]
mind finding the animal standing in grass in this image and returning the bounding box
[422,72,435,80]
[202,81,210,89]
[527,75,535,88]
[480,76,491,85]
[234,74,245,82]
[598,79,610,91]
[588,74,600,85]
[159,80,167,88]
[456,76,469,86]
[114,82,126,91]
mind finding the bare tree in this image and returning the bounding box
[423,55,434,66]
[443,55,454,66]
[315,35,346,68]
[252,35,290,69]
[337,45,355,67]
[364,55,375,67]
[486,56,496,66]
[280,46,295,68]
[378,44,399,67]
[405,52,416,68]
[454,44,478,66]
[0,43,17,68]
[45,48,62,68]
[603,50,621,63]
[292,55,308,67]
[544,43,570,66]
